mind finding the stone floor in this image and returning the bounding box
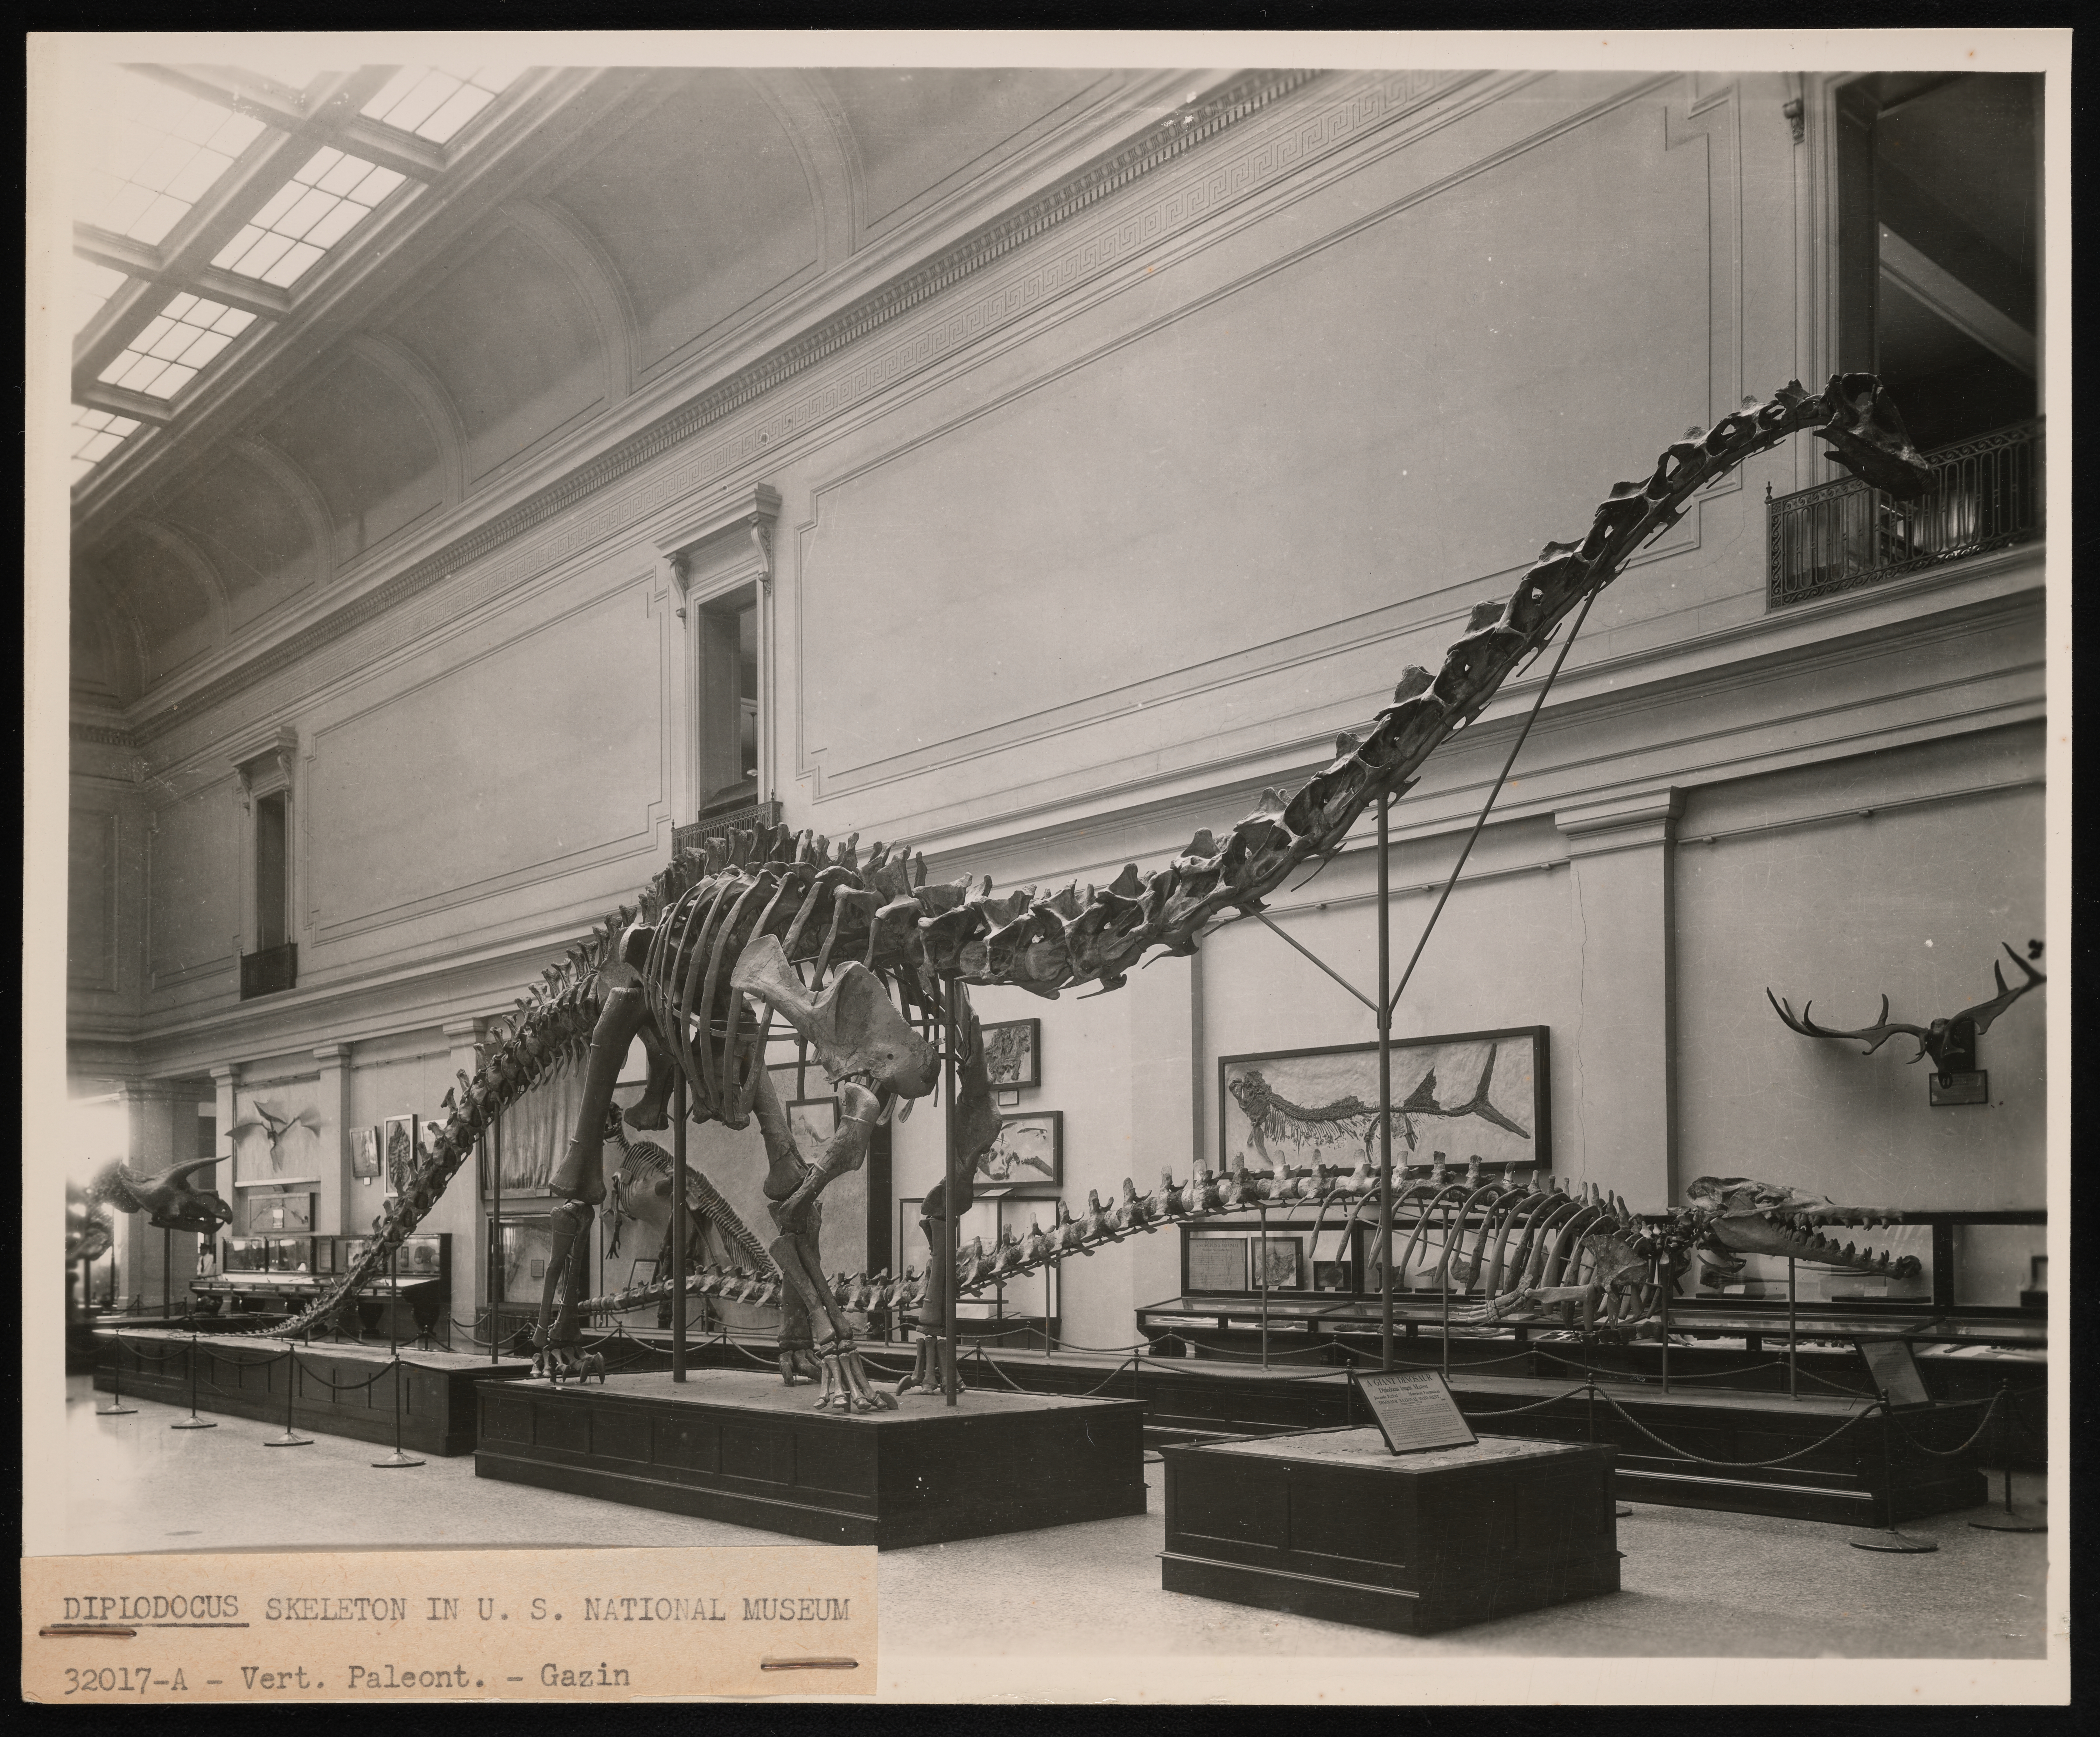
[57,1376,2048,1665]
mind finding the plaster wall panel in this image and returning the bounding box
[1672,724,2045,1216]
[261,352,447,561]
[793,88,1708,832]
[145,783,238,992]
[547,78,820,379]
[162,452,323,632]
[384,224,606,489]
[69,808,119,992]
[305,580,664,950]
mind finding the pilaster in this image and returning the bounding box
[1553,788,1682,1208]
[440,1018,490,1322]
[314,1043,352,1237]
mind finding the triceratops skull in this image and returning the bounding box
[114,1156,235,1235]
[732,935,939,1101]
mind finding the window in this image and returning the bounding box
[253,790,289,951]
[95,292,259,400]
[696,586,761,817]
[76,68,268,245]
[659,486,778,828]
[211,148,408,287]
[233,731,298,998]
[1836,73,2039,451]
[360,64,524,145]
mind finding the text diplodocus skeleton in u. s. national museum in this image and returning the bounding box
[215,373,1935,1412]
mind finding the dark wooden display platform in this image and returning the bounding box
[474,1370,1147,1548]
[1162,1429,1620,1635]
[94,1330,534,1456]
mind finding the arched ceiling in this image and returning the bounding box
[63,59,1203,712]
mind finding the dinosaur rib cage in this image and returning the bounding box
[222,374,1927,1349]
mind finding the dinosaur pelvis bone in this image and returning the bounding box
[731,935,939,1100]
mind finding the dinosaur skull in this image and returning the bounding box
[731,935,939,1101]
[115,1157,234,1235]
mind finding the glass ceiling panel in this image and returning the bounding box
[71,405,144,484]
[76,68,269,244]
[359,63,522,144]
[212,147,408,287]
[95,292,259,400]
[74,259,130,334]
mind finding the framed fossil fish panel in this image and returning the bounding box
[1219,1028,1550,1176]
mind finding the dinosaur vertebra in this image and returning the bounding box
[239,373,1931,1398]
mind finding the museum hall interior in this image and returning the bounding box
[51,54,2052,1675]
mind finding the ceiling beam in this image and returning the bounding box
[75,381,178,426]
[143,64,453,180]
[74,226,292,320]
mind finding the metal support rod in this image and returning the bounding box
[1258,1200,1270,1372]
[162,1224,172,1319]
[1787,1257,1798,1399]
[1440,1196,1452,1379]
[1659,1269,1671,1394]
[943,983,961,1407]
[1377,792,1394,1373]
[671,1072,688,1382]
[97,1325,136,1416]
[487,1123,499,1364]
[1254,913,1377,1011]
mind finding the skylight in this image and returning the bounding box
[359,64,522,144]
[75,259,130,334]
[212,147,408,286]
[76,68,268,245]
[71,405,143,484]
[96,293,259,399]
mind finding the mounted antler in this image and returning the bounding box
[1767,942,2045,1083]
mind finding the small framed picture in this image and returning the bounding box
[980,1019,1041,1089]
[789,1096,839,1157]
[381,1116,415,1197]
[1188,1234,1248,1293]
[349,1125,382,1182]
[1312,1259,1353,1294]
[242,1191,315,1236]
[975,1111,1061,1191]
[1256,1235,1302,1290]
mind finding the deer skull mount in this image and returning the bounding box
[1767,941,2045,1106]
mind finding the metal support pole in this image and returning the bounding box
[1440,1197,1452,1379]
[943,982,961,1407]
[162,1224,172,1319]
[487,1123,500,1363]
[1258,1201,1270,1372]
[1787,1257,1798,1399]
[1659,1272,1671,1394]
[1377,791,1395,1373]
[672,1073,688,1383]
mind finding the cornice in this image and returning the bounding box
[122,68,1325,747]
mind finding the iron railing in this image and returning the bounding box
[1767,418,2042,608]
[671,797,782,859]
[239,942,298,1000]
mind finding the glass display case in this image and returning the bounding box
[191,1233,451,1345]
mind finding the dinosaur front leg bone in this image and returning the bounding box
[532,1197,603,1382]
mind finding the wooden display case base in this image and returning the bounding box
[474,1370,1146,1549]
[1162,1429,1620,1635]
[95,1330,534,1456]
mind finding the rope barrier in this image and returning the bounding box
[1592,1387,1886,1469]
[287,1354,400,1396]
[1455,1384,1601,1419]
[1885,1391,2006,1459]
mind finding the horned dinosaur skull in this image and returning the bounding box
[87,1156,234,1238]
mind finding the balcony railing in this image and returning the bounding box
[671,797,782,860]
[239,942,298,1000]
[1767,418,2042,608]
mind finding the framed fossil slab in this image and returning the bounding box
[1219,1028,1549,1176]
[980,1019,1041,1088]
[974,1111,1061,1191]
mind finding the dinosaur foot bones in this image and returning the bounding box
[895,1331,967,1400]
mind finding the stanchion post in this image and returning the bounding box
[1659,1273,1671,1394]
[162,1224,173,1319]
[372,1247,425,1469]
[486,1126,499,1365]
[672,1073,688,1383]
[96,1325,136,1417]
[171,1325,216,1430]
[1439,1197,1452,1380]
[1849,1391,1936,1552]
[1969,1380,2045,1533]
[262,1339,312,1448]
